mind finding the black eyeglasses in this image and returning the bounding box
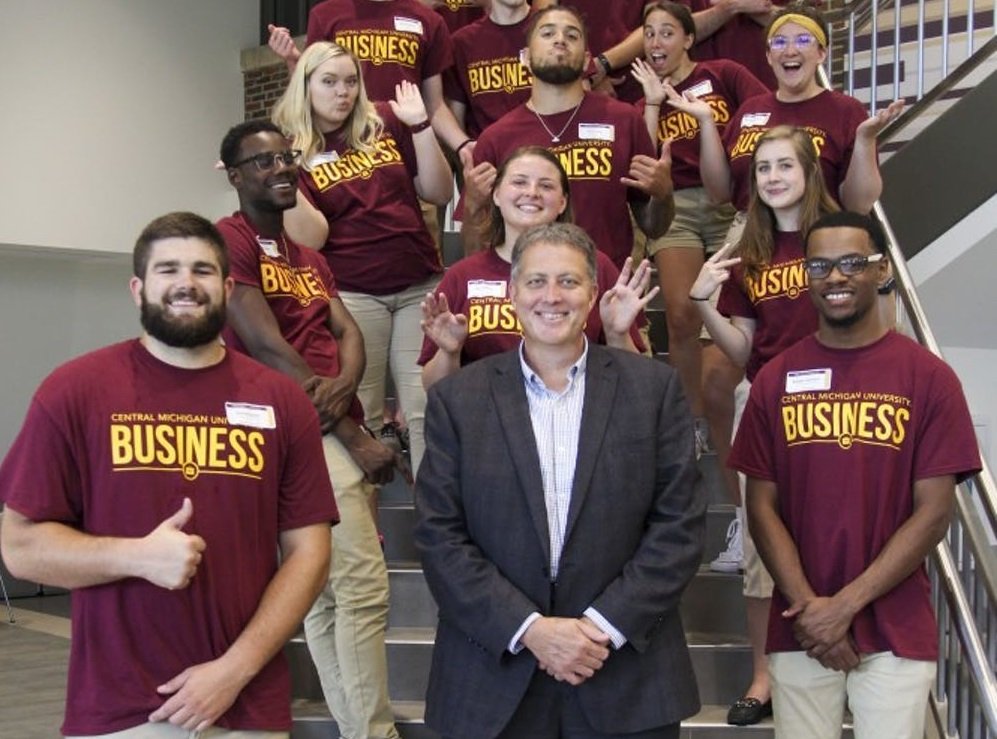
[804,253,885,279]
[230,150,302,172]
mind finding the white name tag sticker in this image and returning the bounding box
[785,369,832,393]
[742,112,771,127]
[578,123,615,141]
[225,402,276,429]
[256,238,281,258]
[467,279,506,298]
[308,151,339,167]
[687,79,714,98]
[394,16,424,34]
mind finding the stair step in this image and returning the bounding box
[288,626,754,706]
[292,699,857,737]
[381,504,737,568]
[386,564,747,635]
[291,698,438,739]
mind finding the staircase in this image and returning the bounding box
[285,449,809,738]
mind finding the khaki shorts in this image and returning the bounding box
[646,187,737,257]
[733,378,775,599]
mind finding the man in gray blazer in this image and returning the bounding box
[414,222,705,738]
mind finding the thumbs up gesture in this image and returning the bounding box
[138,498,207,590]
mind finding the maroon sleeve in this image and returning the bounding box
[717,269,756,320]
[836,94,870,182]
[726,61,769,106]
[217,219,261,289]
[0,392,81,524]
[277,385,340,531]
[472,126,500,167]
[305,3,331,47]
[912,363,982,484]
[421,10,455,79]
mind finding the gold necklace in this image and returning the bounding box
[529,98,584,143]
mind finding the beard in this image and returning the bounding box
[140,290,226,348]
[530,58,584,85]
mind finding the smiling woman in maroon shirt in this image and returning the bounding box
[273,41,453,473]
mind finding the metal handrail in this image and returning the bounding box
[879,34,997,140]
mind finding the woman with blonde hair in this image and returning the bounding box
[274,40,452,474]
[689,124,841,727]
[271,40,452,739]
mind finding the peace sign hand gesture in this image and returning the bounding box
[689,241,742,302]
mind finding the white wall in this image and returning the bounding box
[0,0,255,254]
[0,248,136,454]
[939,347,997,469]
[0,1,258,456]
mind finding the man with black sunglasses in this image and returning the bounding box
[217,120,408,739]
[728,211,980,738]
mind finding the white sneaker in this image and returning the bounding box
[710,517,744,572]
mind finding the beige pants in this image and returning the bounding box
[769,651,935,739]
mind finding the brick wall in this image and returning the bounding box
[240,38,302,121]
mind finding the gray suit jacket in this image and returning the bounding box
[414,344,705,738]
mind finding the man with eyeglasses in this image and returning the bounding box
[728,212,980,738]
[217,120,407,739]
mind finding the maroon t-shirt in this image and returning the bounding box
[729,331,981,660]
[680,0,788,89]
[0,340,337,736]
[434,0,484,33]
[299,102,443,295]
[723,89,869,211]
[218,212,364,424]
[717,230,817,381]
[567,0,646,58]
[306,0,454,101]
[473,93,657,269]
[444,15,533,138]
[417,247,645,365]
[642,59,767,189]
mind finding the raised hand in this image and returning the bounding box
[856,99,905,141]
[267,24,300,63]
[600,257,659,339]
[420,292,469,355]
[389,80,431,128]
[689,240,741,301]
[631,58,667,105]
[461,157,498,215]
[662,82,714,123]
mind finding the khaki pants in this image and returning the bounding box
[769,651,935,739]
[340,274,440,474]
[303,434,399,739]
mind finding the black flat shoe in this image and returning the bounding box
[727,696,773,726]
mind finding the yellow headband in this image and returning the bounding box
[768,14,827,48]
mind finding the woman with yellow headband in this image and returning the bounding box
[655,3,903,729]
[691,3,904,215]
